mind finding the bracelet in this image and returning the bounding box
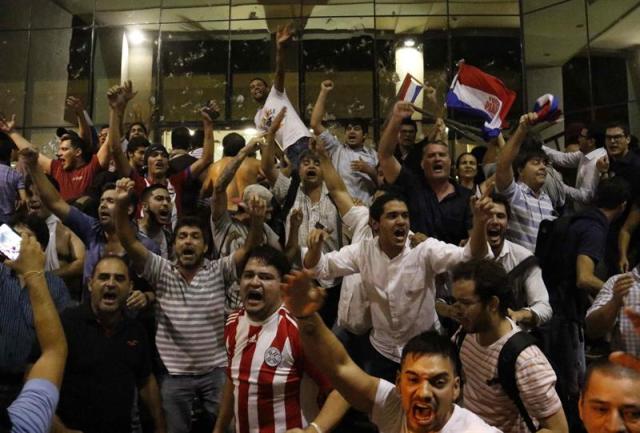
[309,422,323,433]
[22,270,44,281]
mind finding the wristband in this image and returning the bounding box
[309,422,323,433]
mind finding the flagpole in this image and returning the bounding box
[410,104,487,145]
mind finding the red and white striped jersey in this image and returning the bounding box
[225,306,332,433]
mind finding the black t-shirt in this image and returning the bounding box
[53,304,152,433]
[392,167,472,245]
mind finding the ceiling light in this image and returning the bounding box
[128,29,145,45]
[404,38,416,48]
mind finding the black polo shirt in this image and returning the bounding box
[392,166,472,245]
[610,150,640,201]
[56,304,152,433]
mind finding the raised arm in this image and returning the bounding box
[106,82,137,175]
[232,195,267,272]
[310,81,333,134]
[468,180,495,259]
[282,270,379,412]
[6,235,67,388]
[312,137,354,216]
[114,177,150,273]
[189,101,218,178]
[211,135,262,221]
[284,208,303,264]
[0,114,52,173]
[261,107,287,186]
[585,274,634,339]
[274,24,293,93]
[495,113,537,192]
[66,96,93,150]
[20,148,71,220]
[378,102,413,184]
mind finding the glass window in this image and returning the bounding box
[95,0,161,26]
[159,22,228,124]
[25,28,92,128]
[26,128,60,157]
[160,0,229,24]
[0,31,29,125]
[375,0,446,17]
[449,0,519,16]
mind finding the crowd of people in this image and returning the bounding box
[1,24,639,433]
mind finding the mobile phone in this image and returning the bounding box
[202,103,219,120]
[0,224,22,261]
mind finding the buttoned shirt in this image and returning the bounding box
[498,180,556,252]
[310,237,471,362]
[586,266,640,356]
[318,130,378,205]
[142,252,236,374]
[493,239,552,324]
[543,146,606,212]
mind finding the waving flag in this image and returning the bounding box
[397,73,424,103]
[533,93,562,123]
[446,63,516,138]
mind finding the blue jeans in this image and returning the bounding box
[160,368,226,433]
[284,136,311,171]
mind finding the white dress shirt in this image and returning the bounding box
[310,237,472,363]
[492,239,553,325]
[543,146,606,211]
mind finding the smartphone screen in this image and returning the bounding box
[0,224,22,261]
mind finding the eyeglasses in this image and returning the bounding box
[605,134,627,142]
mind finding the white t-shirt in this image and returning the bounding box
[254,86,311,151]
[371,379,502,433]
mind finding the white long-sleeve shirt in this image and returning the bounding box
[310,237,472,363]
[542,146,606,212]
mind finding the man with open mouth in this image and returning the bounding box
[281,270,501,433]
[34,255,166,433]
[213,245,349,433]
[138,184,173,259]
[114,178,268,433]
[378,102,473,247]
[303,187,495,383]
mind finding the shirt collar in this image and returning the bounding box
[517,181,548,200]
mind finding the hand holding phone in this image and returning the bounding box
[0,224,22,261]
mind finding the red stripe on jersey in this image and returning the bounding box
[225,312,242,374]
[237,324,261,433]
[256,312,292,433]
[284,311,303,430]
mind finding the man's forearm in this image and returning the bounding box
[312,390,349,433]
[26,274,66,360]
[216,148,249,193]
[310,90,329,131]
[274,42,286,92]
[139,375,167,433]
[303,248,322,270]
[585,299,621,339]
[378,116,401,160]
[213,376,235,433]
[468,217,488,259]
[109,108,132,176]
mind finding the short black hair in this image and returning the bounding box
[490,192,512,220]
[343,118,369,135]
[297,149,321,168]
[369,193,407,222]
[451,259,513,317]
[514,149,548,174]
[141,183,169,203]
[62,134,90,160]
[10,214,49,250]
[172,216,210,250]
[401,330,460,376]
[127,122,148,138]
[605,121,630,137]
[126,136,150,156]
[0,131,16,162]
[400,117,417,130]
[222,133,246,157]
[191,129,204,149]
[249,77,268,87]
[171,126,191,150]
[594,177,630,209]
[582,358,640,394]
[242,245,291,279]
[91,255,131,279]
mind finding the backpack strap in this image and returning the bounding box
[281,172,301,218]
[497,331,538,433]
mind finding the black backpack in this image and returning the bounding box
[507,255,539,312]
[456,330,538,433]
